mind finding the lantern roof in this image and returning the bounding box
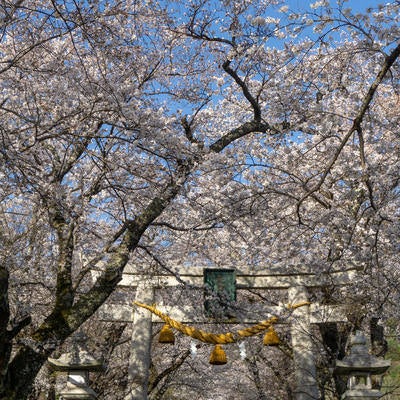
[48,333,103,372]
[48,349,103,371]
[335,331,391,375]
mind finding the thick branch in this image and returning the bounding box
[54,222,75,311]
[181,116,201,145]
[354,43,400,126]
[152,221,220,232]
[7,315,32,339]
[210,120,271,153]
[45,192,75,312]
[222,60,261,121]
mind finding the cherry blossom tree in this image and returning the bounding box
[0,0,399,398]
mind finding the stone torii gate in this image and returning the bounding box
[94,265,358,400]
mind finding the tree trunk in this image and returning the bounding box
[0,264,11,399]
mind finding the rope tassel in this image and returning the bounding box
[209,344,227,365]
[159,324,175,344]
[263,326,280,346]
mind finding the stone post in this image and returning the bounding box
[289,286,320,400]
[125,282,155,400]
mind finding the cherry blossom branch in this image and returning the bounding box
[296,42,400,222]
[184,4,234,47]
[137,245,188,286]
[148,349,191,395]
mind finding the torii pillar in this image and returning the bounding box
[289,286,320,400]
[125,282,154,400]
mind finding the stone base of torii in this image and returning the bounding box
[93,265,359,400]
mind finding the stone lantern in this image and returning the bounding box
[48,333,103,400]
[334,330,391,400]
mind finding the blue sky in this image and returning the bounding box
[289,0,386,11]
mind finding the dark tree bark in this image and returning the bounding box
[319,323,350,398]
[0,265,11,398]
[370,317,388,357]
